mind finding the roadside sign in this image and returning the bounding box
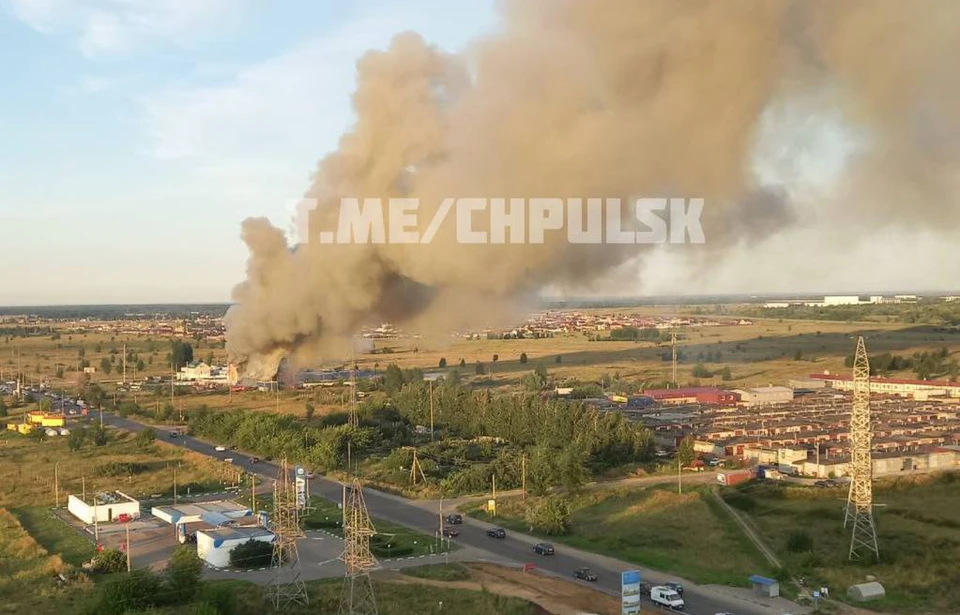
[621,570,641,615]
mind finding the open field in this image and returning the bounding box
[725,472,960,613]
[468,484,772,586]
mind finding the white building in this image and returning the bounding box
[152,500,250,526]
[196,526,274,568]
[177,362,229,382]
[823,295,866,306]
[733,386,794,407]
[67,491,140,524]
[810,372,960,399]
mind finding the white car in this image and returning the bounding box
[215,446,226,452]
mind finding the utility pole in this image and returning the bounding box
[93,494,99,542]
[521,453,527,501]
[844,336,880,561]
[338,477,379,615]
[671,330,678,387]
[122,342,126,385]
[82,476,86,502]
[409,448,426,486]
[252,473,257,514]
[54,462,59,508]
[173,465,178,505]
[429,380,434,441]
[678,459,682,494]
[125,521,131,572]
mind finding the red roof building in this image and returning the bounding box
[643,387,740,406]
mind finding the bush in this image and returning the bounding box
[786,529,814,553]
[91,548,127,573]
[164,545,204,603]
[229,539,274,569]
[81,568,161,615]
[95,461,148,477]
[525,496,572,536]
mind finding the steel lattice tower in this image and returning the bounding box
[268,458,308,609]
[843,336,880,561]
[338,478,379,615]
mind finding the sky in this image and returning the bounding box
[1,1,956,307]
[0,0,498,306]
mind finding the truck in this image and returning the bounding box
[717,469,753,486]
[650,585,685,610]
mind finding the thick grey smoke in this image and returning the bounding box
[225,0,960,381]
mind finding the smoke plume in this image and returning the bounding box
[225,0,960,381]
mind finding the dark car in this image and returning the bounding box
[442,527,459,538]
[445,514,463,525]
[665,581,684,595]
[533,542,555,556]
[168,431,178,438]
[486,528,506,539]
[573,567,597,582]
[250,456,260,464]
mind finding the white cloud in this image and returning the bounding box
[8,0,241,56]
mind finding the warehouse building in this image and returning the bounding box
[643,387,739,406]
[733,386,794,407]
[67,491,141,524]
[196,526,275,568]
[810,372,960,399]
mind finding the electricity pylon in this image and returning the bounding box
[338,478,379,615]
[844,336,880,561]
[268,458,308,609]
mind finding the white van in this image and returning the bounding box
[650,585,685,610]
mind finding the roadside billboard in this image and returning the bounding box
[621,570,642,615]
[294,465,307,509]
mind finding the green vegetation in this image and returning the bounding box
[470,485,770,585]
[229,539,273,569]
[724,473,960,613]
[401,563,472,582]
[12,507,95,567]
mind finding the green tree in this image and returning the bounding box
[67,427,88,451]
[786,529,814,553]
[794,349,803,361]
[92,426,108,446]
[475,362,486,375]
[169,340,194,371]
[438,358,447,368]
[164,545,204,602]
[81,568,161,615]
[559,445,588,492]
[229,538,274,569]
[99,358,111,375]
[134,427,156,448]
[459,358,467,368]
[692,363,712,378]
[524,496,572,535]
[519,352,528,364]
[720,366,733,381]
[555,354,562,364]
[492,354,499,363]
[305,402,316,421]
[677,437,695,468]
[526,445,557,495]
[384,364,404,395]
[91,548,127,573]
[0,398,6,417]
[136,359,145,372]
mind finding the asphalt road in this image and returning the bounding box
[100,412,796,615]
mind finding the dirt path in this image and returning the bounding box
[382,563,646,615]
[710,486,783,569]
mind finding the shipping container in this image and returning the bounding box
[717,470,753,486]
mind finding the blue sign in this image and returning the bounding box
[621,570,642,615]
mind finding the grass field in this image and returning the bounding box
[468,484,772,586]
[726,472,960,613]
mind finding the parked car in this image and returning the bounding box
[665,581,684,595]
[486,528,506,539]
[533,542,555,556]
[441,527,459,538]
[224,458,234,463]
[445,514,463,525]
[116,513,132,523]
[215,446,226,452]
[573,567,597,582]
[168,431,178,438]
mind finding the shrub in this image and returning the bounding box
[229,539,274,569]
[81,568,161,615]
[786,529,814,553]
[163,545,204,603]
[525,496,572,536]
[91,548,126,573]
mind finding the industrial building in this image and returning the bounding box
[67,491,140,524]
[643,387,739,406]
[811,372,960,399]
[196,526,275,568]
[732,386,795,407]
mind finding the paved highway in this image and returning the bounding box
[100,412,799,615]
